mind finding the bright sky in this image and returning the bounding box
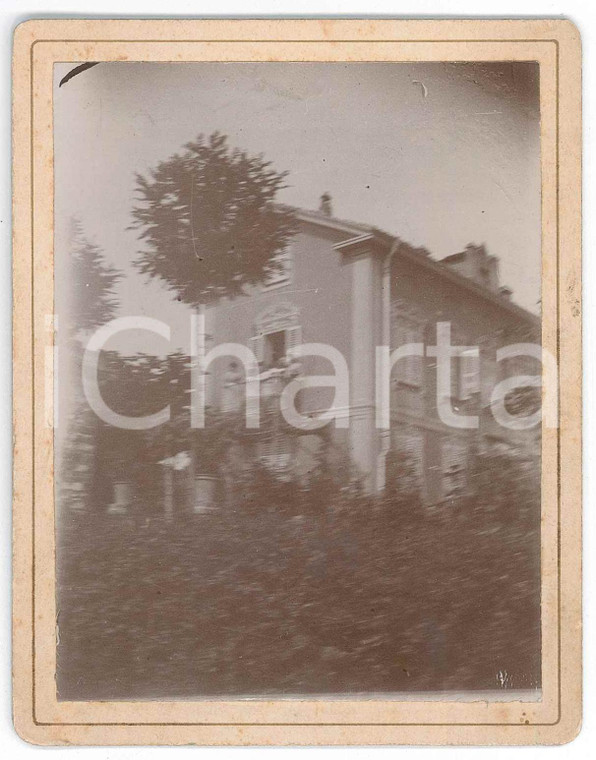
[54,61,541,353]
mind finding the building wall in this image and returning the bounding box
[205,220,539,505]
[207,220,353,416]
[388,249,540,503]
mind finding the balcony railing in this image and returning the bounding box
[220,359,304,421]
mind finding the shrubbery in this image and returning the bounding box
[57,444,540,699]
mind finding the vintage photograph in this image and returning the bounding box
[11,15,584,746]
[52,60,545,703]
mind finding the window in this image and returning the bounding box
[458,349,480,400]
[262,247,293,289]
[393,317,423,387]
[250,325,302,370]
[441,438,468,499]
[392,430,424,484]
[501,353,539,380]
[259,434,292,475]
[478,337,497,405]
[264,331,286,369]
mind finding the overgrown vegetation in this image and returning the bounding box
[57,441,540,699]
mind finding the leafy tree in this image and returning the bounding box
[130,132,299,306]
[67,218,121,337]
[58,221,121,513]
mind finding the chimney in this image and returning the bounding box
[441,244,500,292]
[319,192,332,216]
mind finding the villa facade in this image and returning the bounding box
[203,197,541,504]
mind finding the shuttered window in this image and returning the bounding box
[250,334,265,364]
[441,437,468,498]
[262,247,293,289]
[458,349,480,400]
[285,325,302,356]
[393,317,423,387]
[260,435,292,472]
[393,429,425,483]
[250,324,302,368]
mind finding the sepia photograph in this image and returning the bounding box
[11,17,582,746]
[54,59,543,701]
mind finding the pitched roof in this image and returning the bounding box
[290,205,539,327]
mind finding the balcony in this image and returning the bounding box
[220,357,303,418]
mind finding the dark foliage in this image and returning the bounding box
[57,439,540,699]
[67,219,121,336]
[130,132,299,305]
[57,222,121,511]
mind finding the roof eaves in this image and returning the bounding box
[286,204,539,327]
[395,243,540,327]
[293,208,374,237]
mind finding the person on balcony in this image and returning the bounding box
[221,360,244,413]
